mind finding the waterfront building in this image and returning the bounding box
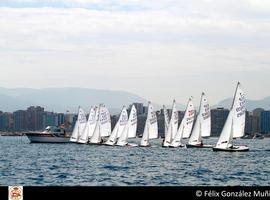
[43,112,58,128]
[13,110,27,131]
[261,110,270,134]
[0,112,13,131]
[26,106,45,131]
[211,108,229,136]
[133,103,144,115]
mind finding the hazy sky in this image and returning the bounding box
[0,0,270,106]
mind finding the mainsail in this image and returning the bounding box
[163,100,178,147]
[181,98,195,139]
[116,105,137,146]
[89,104,111,144]
[70,107,87,142]
[140,102,158,146]
[163,105,170,138]
[188,92,211,145]
[170,98,195,147]
[78,106,97,144]
[100,105,111,137]
[215,82,246,149]
[105,107,128,145]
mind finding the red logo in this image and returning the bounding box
[9,186,23,200]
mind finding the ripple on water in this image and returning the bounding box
[0,137,269,186]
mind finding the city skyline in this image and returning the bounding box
[0,0,270,105]
[0,104,270,135]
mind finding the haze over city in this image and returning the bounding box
[0,0,269,106]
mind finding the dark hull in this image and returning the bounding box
[186,144,213,148]
[213,146,249,152]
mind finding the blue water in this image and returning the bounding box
[0,136,269,186]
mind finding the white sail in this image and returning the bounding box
[182,98,195,138]
[232,83,246,138]
[127,105,137,138]
[116,105,138,146]
[78,106,97,144]
[188,92,211,145]
[163,100,178,147]
[105,107,128,145]
[116,121,129,146]
[99,105,111,137]
[70,107,87,142]
[89,105,102,144]
[140,102,158,146]
[89,106,99,139]
[170,98,195,147]
[215,110,233,149]
[163,105,170,138]
[70,120,79,142]
[215,82,246,149]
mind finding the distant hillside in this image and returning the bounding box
[214,97,270,111]
[0,87,268,113]
[0,87,150,114]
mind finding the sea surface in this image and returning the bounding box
[0,136,269,186]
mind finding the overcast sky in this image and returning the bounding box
[0,0,269,106]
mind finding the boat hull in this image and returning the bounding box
[213,145,249,152]
[116,143,138,147]
[26,133,70,143]
[186,144,213,148]
[167,143,185,148]
[139,144,151,147]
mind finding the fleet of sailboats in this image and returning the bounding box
[68,82,250,151]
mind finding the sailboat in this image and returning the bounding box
[162,100,178,147]
[186,92,212,148]
[77,106,98,144]
[104,106,128,146]
[163,105,170,138]
[213,82,248,152]
[89,104,111,145]
[116,104,138,147]
[70,106,87,142]
[140,101,158,147]
[169,97,195,148]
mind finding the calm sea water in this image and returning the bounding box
[0,136,269,186]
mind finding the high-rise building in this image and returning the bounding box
[43,112,58,128]
[133,103,144,115]
[143,106,148,115]
[261,111,270,134]
[211,108,229,136]
[137,115,147,136]
[26,106,45,131]
[253,108,264,133]
[0,112,13,131]
[57,113,65,126]
[13,110,27,131]
[245,111,253,134]
[178,111,185,125]
[245,110,261,134]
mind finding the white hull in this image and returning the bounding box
[116,143,138,147]
[26,134,70,143]
[213,145,249,152]
[167,142,185,148]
